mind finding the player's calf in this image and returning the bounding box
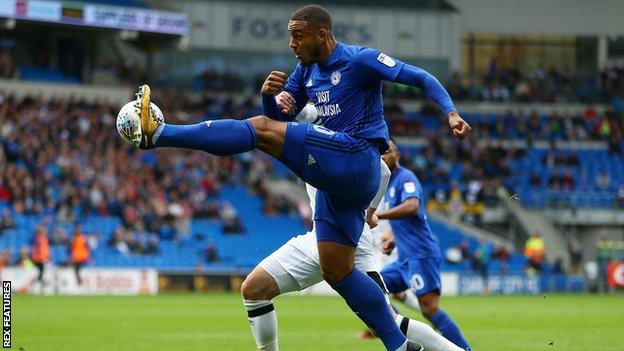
[417,292,440,319]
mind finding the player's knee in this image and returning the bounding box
[248,116,285,156]
[320,262,351,285]
[249,115,277,135]
[241,277,262,300]
[241,275,275,301]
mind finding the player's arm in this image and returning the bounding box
[393,64,470,139]
[377,197,419,220]
[355,48,470,139]
[377,174,422,220]
[365,159,391,228]
[261,68,308,121]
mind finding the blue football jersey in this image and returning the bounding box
[284,43,405,152]
[385,166,441,260]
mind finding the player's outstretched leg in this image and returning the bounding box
[240,267,282,351]
[133,84,292,158]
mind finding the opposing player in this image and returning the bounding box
[121,5,470,350]
[241,104,464,351]
[377,139,472,351]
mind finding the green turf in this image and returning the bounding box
[12,293,624,350]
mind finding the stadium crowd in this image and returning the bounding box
[1,86,622,272]
[0,94,304,262]
[192,64,624,104]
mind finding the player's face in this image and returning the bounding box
[382,141,400,169]
[288,20,321,65]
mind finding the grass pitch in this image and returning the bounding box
[13,293,623,350]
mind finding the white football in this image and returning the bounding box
[116,101,163,147]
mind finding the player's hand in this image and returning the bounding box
[448,111,471,140]
[276,91,296,116]
[381,231,395,255]
[261,71,288,95]
[365,207,379,229]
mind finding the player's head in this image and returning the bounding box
[288,5,335,65]
[35,226,47,237]
[382,138,400,170]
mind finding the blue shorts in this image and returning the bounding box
[279,122,381,247]
[381,258,442,297]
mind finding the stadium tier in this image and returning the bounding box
[0,193,528,273]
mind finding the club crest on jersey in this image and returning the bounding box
[404,182,416,193]
[331,71,341,85]
[377,53,396,67]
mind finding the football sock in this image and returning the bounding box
[244,299,278,351]
[154,120,257,155]
[395,314,463,351]
[332,268,407,351]
[397,290,421,312]
[430,310,471,351]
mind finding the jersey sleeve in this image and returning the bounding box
[354,47,405,83]
[283,64,310,115]
[398,173,422,204]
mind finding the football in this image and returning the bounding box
[116,100,163,147]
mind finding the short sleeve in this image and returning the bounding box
[354,47,405,83]
[398,173,422,204]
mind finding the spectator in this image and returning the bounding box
[50,227,69,246]
[69,225,90,286]
[562,169,575,189]
[0,53,18,79]
[529,171,541,187]
[108,228,129,255]
[17,245,34,269]
[524,232,545,275]
[492,244,510,274]
[460,239,471,262]
[31,226,50,289]
[0,209,15,233]
[205,242,219,263]
[0,248,11,269]
[617,183,624,208]
[568,235,583,274]
[552,258,565,274]
[145,234,160,255]
[472,238,493,294]
[222,216,245,235]
[596,171,611,190]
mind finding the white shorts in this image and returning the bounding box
[259,229,379,294]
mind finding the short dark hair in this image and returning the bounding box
[291,5,332,31]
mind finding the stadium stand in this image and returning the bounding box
[4,91,611,275]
